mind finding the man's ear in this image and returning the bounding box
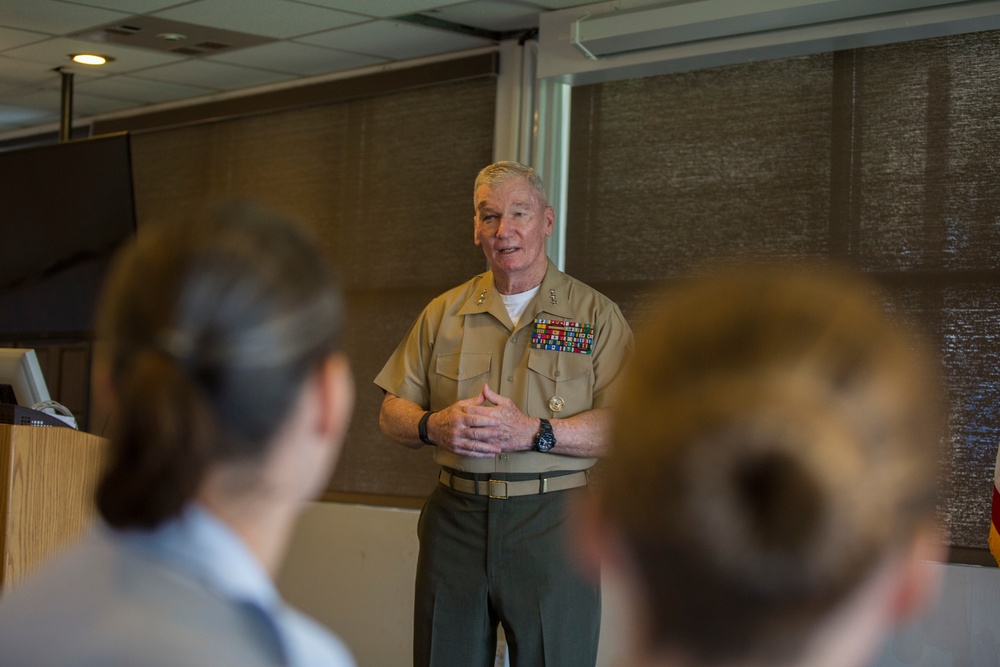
[473,216,482,246]
[888,525,946,621]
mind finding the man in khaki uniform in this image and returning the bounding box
[375,161,633,667]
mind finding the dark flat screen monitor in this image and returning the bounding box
[0,132,137,337]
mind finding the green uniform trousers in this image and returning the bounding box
[413,471,600,667]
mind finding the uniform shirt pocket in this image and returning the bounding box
[432,352,492,405]
[527,350,594,417]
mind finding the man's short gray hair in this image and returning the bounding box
[474,161,548,207]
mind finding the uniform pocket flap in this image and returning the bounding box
[527,350,592,382]
[435,352,492,381]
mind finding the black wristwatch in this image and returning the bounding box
[533,418,556,453]
[418,411,437,446]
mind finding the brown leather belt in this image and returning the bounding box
[438,468,589,499]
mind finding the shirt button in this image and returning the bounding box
[507,376,514,383]
[510,336,517,343]
[554,370,561,378]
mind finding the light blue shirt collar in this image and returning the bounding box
[109,505,356,666]
[115,504,278,608]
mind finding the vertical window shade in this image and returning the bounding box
[130,75,496,501]
[568,30,1000,554]
[568,53,834,324]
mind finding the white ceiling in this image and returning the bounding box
[0,0,587,139]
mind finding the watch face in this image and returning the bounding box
[534,420,556,453]
[534,433,556,453]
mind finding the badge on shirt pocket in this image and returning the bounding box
[527,349,593,417]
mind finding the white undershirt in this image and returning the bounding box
[501,286,540,328]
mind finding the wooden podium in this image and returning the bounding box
[0,425,108,590]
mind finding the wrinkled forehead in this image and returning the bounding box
[474,176,544,212]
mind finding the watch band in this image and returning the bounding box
[533,418,556,452]
[418,410,437,446]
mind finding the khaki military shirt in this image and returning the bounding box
[375,260,633,474]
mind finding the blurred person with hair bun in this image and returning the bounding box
[574,264,946,667]
[0,202,357,667]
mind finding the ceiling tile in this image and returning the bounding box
[0,58,116,96]
[0,0,129,35]
[299,19,494,60]
[0,0,539,140]
[72,92,142,116]
[153,0,369,39]
[207,40,386,75]
[3,89,68,113]
[421,1,542,33]
[131,58,296,90]
[4,37,185,73]
[71,15,276,57]
[0,103,58,130]
[12,87,138,116]
[297,0,470,19]
[520,0,593,8]
[62,0,194,12]
[0,81,28,96]
[0,26,52,52]
[0,55,69,86]
[75,74,216,104]
[73,91,148,115]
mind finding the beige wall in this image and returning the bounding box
[276,501,633,666]
[276,503,421,666]
[277,502,1000,667]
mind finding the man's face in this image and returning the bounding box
[473,176,554,285]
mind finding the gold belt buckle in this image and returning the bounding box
[488,479,509,499]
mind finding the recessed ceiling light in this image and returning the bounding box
[157,32,187,42]
[69,54,114,66]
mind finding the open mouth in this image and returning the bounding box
[499,247,519,254]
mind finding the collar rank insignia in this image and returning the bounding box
[531,318,594,354]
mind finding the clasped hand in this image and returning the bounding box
[433,384,536,458]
